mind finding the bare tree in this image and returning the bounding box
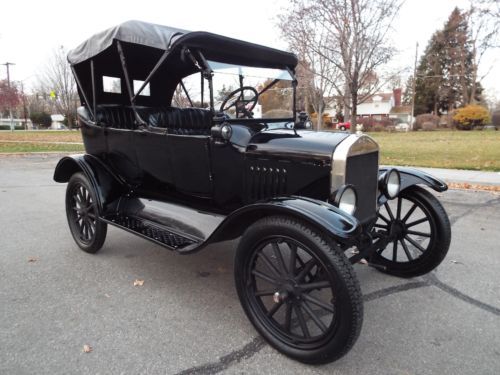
[279,0,403,132]
[279,2,343,130]
[465,0,500,103]
[36,46,78,128]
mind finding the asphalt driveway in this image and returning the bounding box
[0,155,499,375]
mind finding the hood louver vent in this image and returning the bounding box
[247,165,287,200]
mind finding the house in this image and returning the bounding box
[357,89,412,125]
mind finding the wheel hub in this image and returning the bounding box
[389,220,406,240]
[273,280,301,303]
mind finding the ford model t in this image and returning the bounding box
[54,20,451,364]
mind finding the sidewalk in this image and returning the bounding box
[409,167,500,187]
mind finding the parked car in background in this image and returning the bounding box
[336,121,351,131]
[395,122,409,132]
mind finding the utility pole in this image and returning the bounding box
[1,62,16,131]
[410,43,418,131]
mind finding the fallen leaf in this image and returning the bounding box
[104,293,111,298]
[27,257,38,263]
[359,258,368,265]
[216,266,229,274]
[448,182,500,193]
[450,260,463,265]
[83,344,92,353]
[133,279,144,286]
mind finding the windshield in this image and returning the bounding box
[174,61,294,120]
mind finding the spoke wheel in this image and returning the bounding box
[370,186,451,277]
[65,172,107,253]
[235,216,363,364]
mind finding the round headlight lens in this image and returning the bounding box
[335,185,357,215]
[386,169,401,198]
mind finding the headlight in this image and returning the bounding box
[333,185,357,215]
[379,169,401,199]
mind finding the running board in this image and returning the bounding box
[102,214,200,251]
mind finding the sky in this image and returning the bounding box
[0,0,498,99]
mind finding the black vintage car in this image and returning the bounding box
[54,20,451,364]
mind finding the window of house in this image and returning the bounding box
[102,76,122,94]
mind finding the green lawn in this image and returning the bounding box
[0,142,84,153]
[370,130,500,171]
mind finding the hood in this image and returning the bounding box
[246,130,352,163]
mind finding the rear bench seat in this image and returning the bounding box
[94,105,212,135]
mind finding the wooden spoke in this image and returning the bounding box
[297,281,332,291]
[295,305,310,338]
[267,300,283,317]
[302,293,335,313]
[406,230,431,238]
[402,203,418,223]
[272,242,288,275]
[378,213,391,224]
[288,243,297,277]
[400,239,413,261]
[384,202,395,221]
[392,240,398,261]
[405,235,427,253]
[284,303,292,332]
[406,217,428,228]
[259,252,282,278]
[254,289,276,297]
[302,301,327,333]
[396,197,402,219]
[295,259,316,283]
[252,270,280,285]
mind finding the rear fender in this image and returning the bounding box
[53,154,126,214]
[203,196,361,248]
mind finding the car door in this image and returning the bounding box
[168,134,213,196]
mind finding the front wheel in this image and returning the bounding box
[369,186,451,277]
[234,216,363,364]
[65,172,107,253]
[339,125,346,131]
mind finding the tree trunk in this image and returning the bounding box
[350,90,358,133]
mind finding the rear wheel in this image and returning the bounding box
[370,186,451,277]
[235,216,363,364]
[339,125,346,131]
[65,172,107,253]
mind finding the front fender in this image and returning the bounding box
[379,167,448,193]
[53,154,126,214]
[202,196,361,248]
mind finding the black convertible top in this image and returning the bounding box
[69,20,297,111]
[68,20,297,69]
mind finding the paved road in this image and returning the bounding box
[1,155,499,375]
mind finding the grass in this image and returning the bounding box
[1,129,499,171]
[370,130,500,171]
[0,130,82,143]
[0,142,84,153]
[0,130,84,153]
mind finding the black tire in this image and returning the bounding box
[370,186,451,277]
[234,216,363,364]
[65,172,107,253]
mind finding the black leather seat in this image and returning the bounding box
[95,106,212,135]
[96,106,136,129]
[147,107,212,135]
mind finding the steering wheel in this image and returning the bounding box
[219,86,259,118]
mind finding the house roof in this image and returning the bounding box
[390,105,412,114]
[361,92,393,103]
